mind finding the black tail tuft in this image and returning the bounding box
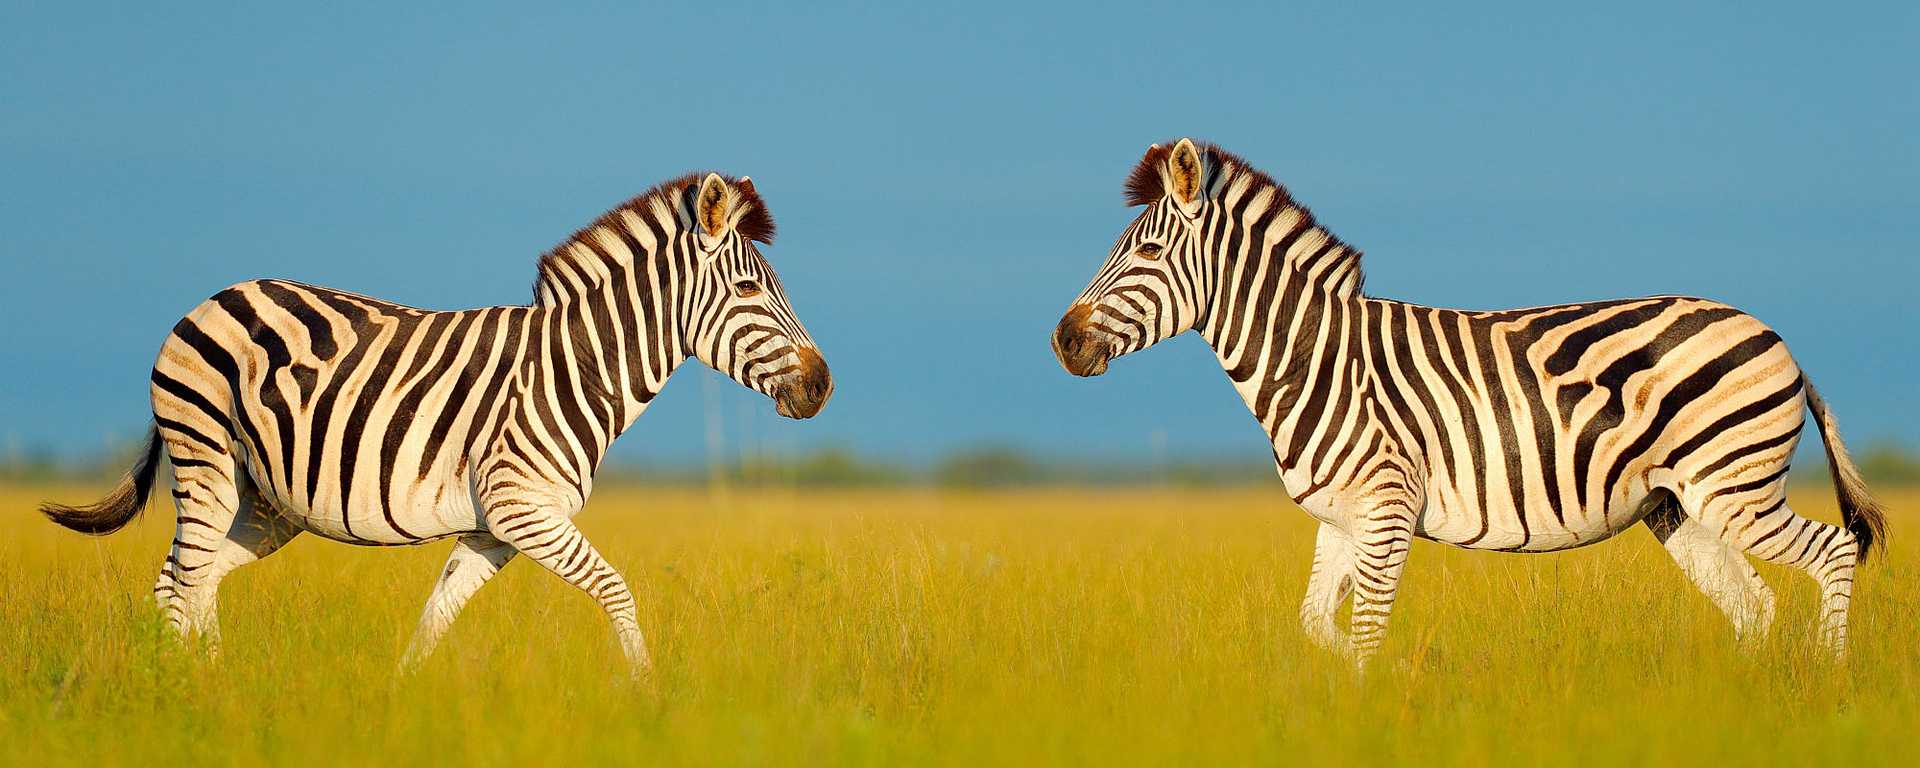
[40,426,162,535]
[1804,380,1888,562]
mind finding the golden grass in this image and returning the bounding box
[2,483,1914,766]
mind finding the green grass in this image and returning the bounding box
[2,484,1914,765]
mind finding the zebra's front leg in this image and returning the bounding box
[484,504,650,676]
[399,533,518,672]
[1347,501,1418,670]
[1299,523,1355,655]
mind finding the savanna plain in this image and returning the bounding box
[3,483,1914,766]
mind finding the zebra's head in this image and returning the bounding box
[680,173,833,419]
[1054,138,1218,377]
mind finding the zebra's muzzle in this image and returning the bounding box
[1053,304,1112,377]
[773,346,833,419]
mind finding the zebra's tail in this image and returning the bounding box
[40,425,163,535]
[1804,379,1888,562]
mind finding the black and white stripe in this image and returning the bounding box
[1055,138,1886,667]
[44,172,832,674]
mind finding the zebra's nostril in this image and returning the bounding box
[1054,305,1090,350]
[774,347,832,419]
[1053,305,1110,376]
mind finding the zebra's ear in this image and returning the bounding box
[696,172,731,239]
[1166,138,1203,205]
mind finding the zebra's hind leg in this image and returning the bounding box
[399,533,518,672]
[1690,482,1857,659]
[156,461,301,654]
[483,504,650,676]
[152,447,246,645]
[165,481,301,655]
[197,492,302,653]
[1643,499,1775,645]
[1299,523,1355,655]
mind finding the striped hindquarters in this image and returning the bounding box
[152,279,533,543]
[1357,295,1805,549]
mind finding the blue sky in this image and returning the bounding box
[2,2,1915,465]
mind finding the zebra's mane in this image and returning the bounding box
[532,172,776,305]
[1125,142,1364,296]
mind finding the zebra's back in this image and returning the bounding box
[152,279,535,545]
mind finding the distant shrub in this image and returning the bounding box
[934,446,1045,488]
[1858,442,1920,485]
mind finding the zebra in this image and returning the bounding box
[1053,138,1887,668]
[41,172,832,675]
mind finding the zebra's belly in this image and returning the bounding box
[1414,484,1652,552]
[249,467,484,546]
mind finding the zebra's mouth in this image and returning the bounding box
[1053,304,1113,377]
[772,346,833,419]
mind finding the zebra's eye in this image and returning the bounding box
[733,280,762,298]
[1135,242,1164,260]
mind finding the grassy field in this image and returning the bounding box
[2,483,1913,766]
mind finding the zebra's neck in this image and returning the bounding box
[522,223,695,456]
[538,296,683,418]
[1202,287,1375,469]
[495,300,685,492]
[1195,191,1373,477]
